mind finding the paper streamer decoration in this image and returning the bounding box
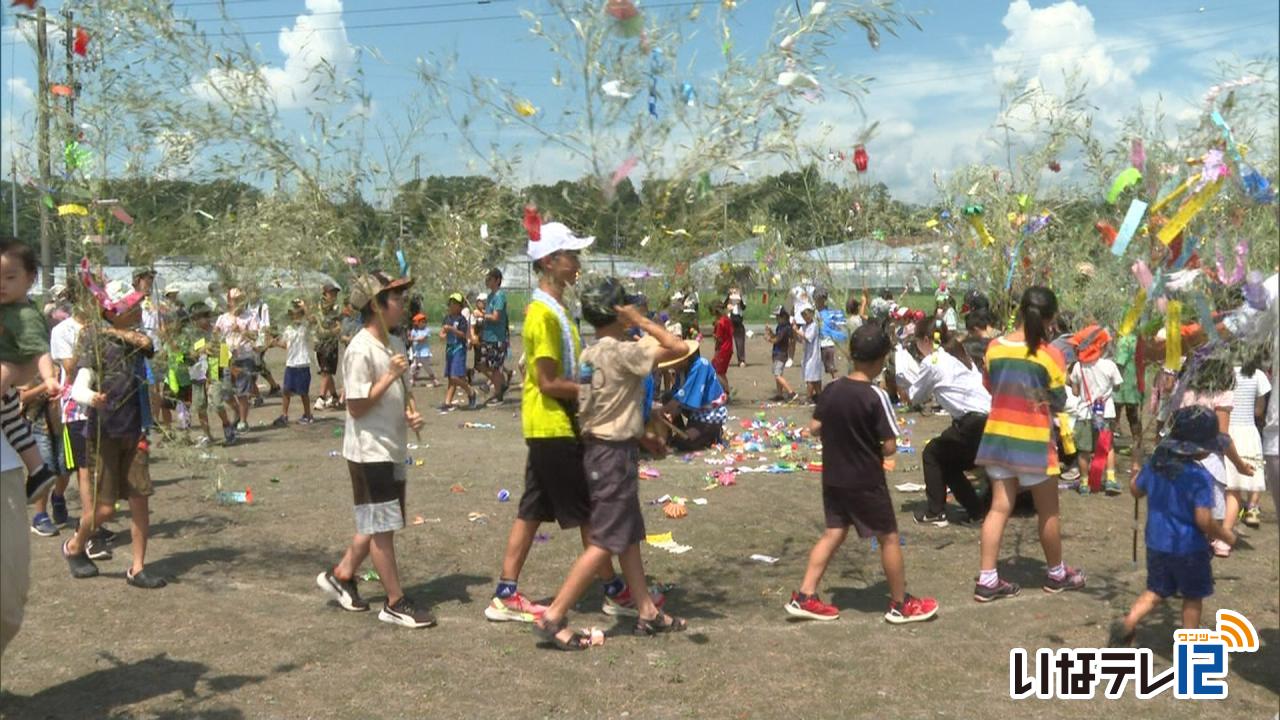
[110,206,133,225]
[1156,178,1223,245]
[1005,236,1026,291]
[1094,221,1117,247]
[1214,238,1248,285]
[1111,199,1147,257]
[1240,165,1276,203]
[522,205,541,242]
[600,80,633,99]
[1130,138,1145,171]
[480,223,489,240]
[51,84,73,97]
[1150,175,1195,215]
[1132,260,1153,291]
[853,145,868,173]
[1191,293,1215,333]
[610,156,638,189]
[1106,168,1142,204]
[513,99,537,117]
[965,214,994,246]
[396,250,409,277]
[680,82,695,106]
[56,203,88,216]
[1170,235,1199,271]
[1118,288,1146,336]
[73,27,89,56]
[1163,301,1182,371]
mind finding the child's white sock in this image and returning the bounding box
[1047,563,1066,581]
[978,569,998,588]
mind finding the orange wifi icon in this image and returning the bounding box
[1215,610,1259,652]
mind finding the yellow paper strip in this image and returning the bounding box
[965,215,995,246]
[1164,300,1182,371]
[1156,178,1223,246]
[645,532,673,545]
[56,203,89,216]
[1118,288,1147,336]
[1149,174,1198,216]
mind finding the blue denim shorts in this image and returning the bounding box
[1147,548,1213,599]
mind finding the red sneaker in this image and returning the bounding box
[884,594,938,624]
[784,592,840,621]
[483,592,547,622]
[602,585,666,617]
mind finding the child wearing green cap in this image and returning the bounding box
[440,293,475,410]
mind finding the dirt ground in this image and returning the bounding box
[1,336,1277,720]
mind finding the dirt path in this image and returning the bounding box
[2,337,1276,719]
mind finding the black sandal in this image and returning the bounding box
[634,612,688,636]
[533,615,591,651]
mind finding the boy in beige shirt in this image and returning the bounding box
[532,277,690,650]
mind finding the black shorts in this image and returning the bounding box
[823,483,898,538]
[518,437,591,529]
[583,439,645,553]
[65,420,89,471]
[317,342,339,375]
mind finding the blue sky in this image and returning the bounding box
[3,0,1278,203]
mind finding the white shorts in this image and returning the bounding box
[984,463,1051,488]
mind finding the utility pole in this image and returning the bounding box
[62,8,76,276]
[35,6,52,291]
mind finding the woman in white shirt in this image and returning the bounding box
[900,319,991,526]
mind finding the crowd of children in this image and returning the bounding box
[2,230,1276,659]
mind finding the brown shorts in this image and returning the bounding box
[822,483,897,538]
[517,438,591,529]
[88,433,153,505]
[583,439,645,554]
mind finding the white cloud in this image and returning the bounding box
[191,0,356,110]
[6,77,34,105]
[992,0,1150,102]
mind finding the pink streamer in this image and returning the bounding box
[344,256,359,267]
[1130,138,1145,171]
[1214,239,1248,284]
[610,156,639,188]
[110,206,134,225]
[1132,260,1153,291]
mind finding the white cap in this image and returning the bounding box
[476,291,489,302]
[527,222,594,261]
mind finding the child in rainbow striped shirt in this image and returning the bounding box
[972,287,1086,602]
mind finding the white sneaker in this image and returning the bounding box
[1061,467,1080,482]
[235,421,249,432]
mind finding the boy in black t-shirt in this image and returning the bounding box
[763,307,797,402]
[785,324,939,625]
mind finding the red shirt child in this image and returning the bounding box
[712,312,734,376]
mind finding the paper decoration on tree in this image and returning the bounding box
[110,206,133,225]
[11,1,39,11]
[1239,164,1275,203]
[50,84,73,97]
[56,203,88,216]
[1094,221,1117,247]
[1130,138,1145,170]
[1156,177,1223,245]
[610,155,638,189]
[63,140,91,171]
[513,99,537,117]
[605,0,644,36]
[1048,160,1061,173]
[396,250,409,277]
[961,205,994,246]
[344,256,359,267]
[1214,239,1248,285]
[853,145,868,173]
[751,224,767,235]
[1106,168,1142,204]
[480,223,489,240]
[680,82,695,106]
[73,27,89,56]
[601,80,633,99]
[1163,301,1182,371]
[1118,288,1146,336]
[776,70,819,90]
[523,205,541,242]
[1132,260,1153,290]
[1111,199,1147,257]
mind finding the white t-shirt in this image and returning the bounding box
[1070,358,1123,418]
[341,328,407,465]
[801,320,821,382]
[215,310,260,361]
[49,317,87,423]
[140,298,161,344]
[1229,367,1271,428]
[282,323,313,369]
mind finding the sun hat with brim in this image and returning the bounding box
[101,280,144,316]
[1159,405,1228,456]
[528,222,595,261]
[349,273,414,311]
[657,339,700,369]
[447,292,465,305]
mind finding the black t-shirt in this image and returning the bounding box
[76,327,153,439]
[813,378,898,489]
[771,323,792,360]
